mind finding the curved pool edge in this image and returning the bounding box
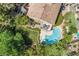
[41,26,63,45]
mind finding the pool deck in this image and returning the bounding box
[40,29,53,43]
[40,26,64,43]
[40,19,65,43]
[59,20,66,38]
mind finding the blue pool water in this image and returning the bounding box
[43,27,61,45]
[77,32,79,39]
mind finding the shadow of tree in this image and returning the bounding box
[15,28,33,49]
[22,32,33,49]
[4,26,33,55]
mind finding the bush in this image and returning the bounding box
[15,14,29,25]
[68,26,77,34]
[0,4,15,22]
[64,34,72,43]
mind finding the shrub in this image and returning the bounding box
[64,34,72,43]
[15,14,29,25]
[68,26,77,34]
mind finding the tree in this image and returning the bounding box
[0,29,28,56]
[15,14,29,25]
[0,4,15,21]
[0,30,15,55]
[39,44,67,56]
[63,34,72,43]
[13,32,25,54]
[64,11,77,35]
[68,26,77,34]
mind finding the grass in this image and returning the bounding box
[55,13,63,26]
[64,12,76,27]
[23,27,41,55]
[64,12,77,34]
[25,27,40,44]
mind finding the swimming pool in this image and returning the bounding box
[42,26,62,45]
[77,32,79,39]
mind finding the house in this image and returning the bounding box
[27,3,61,30]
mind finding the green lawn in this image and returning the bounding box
[64,12,76,27]
[22,27,41,56]
[55,13,63,26]
[26,27,40,44]
[64,12,77,34]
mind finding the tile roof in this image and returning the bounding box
[27,3,61,25]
